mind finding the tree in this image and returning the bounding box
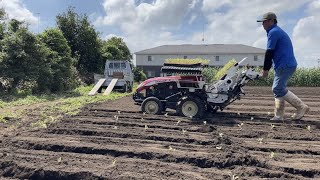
[100,43,122,60]
[40,28,80,92]
[56,7,104,77]
[105,37,132,60]
[0,23,52,93]
[0,8,6,41]
[8,19,24,33]
[133,67,147,82]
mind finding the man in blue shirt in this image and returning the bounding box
[257,12,309,120]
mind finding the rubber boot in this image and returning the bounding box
[270,97,285,120]
[282,90,309,120]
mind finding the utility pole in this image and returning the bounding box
[201,22,209,43]
[36,13,40,33]
[202,23,204,43]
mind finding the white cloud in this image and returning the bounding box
[188,14,197,24]
[198,0,312,46]
[96,0,319,67]
[293,15,320,67]
[0,0,38,25]
[96,0,198,53]
[290,0,320,67]
[307,0,320,15]
[98,0,136,26]
[202,0,231,12]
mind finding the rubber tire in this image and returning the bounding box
[176,96,205,118]
[127,85,132,93]
[121,84,127,93]
[141,97,163,115]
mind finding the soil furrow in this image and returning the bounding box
[1,86,320,179]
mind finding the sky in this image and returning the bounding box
[1,0,320,68]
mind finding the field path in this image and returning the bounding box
[1,86,320,179]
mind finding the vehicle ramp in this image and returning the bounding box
[88,79,106,96]
[103,78,118,96]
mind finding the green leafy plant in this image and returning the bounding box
[165,58,209,65]
[214,59,237,80]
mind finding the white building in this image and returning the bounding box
[135,44,265,78]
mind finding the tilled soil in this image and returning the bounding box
[1,86,320,179]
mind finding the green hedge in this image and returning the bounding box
[203,67,320,87]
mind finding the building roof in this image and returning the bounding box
[135,44,265,55]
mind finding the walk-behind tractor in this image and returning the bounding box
[133,58,260,118]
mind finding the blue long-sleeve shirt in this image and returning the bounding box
[266,24,297,69]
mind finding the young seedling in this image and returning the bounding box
[307,125,311,132]
[219,133,224,138]
[182,129,187,135]
[267,112,271,115]
[290,113,297,119]
[237,123,244,130]
[237,112,241,116]
[176,120,181,125]
[114,115,119,121]
[141,118,144,121]
[144,124,148,130]
[168,146,176,151]
[216,146,222,150]
[113,126,118,130]
[231,174,239,180]
[43,123,48,129]
[251,117,254,120]
[271,124,276,130]
[270,152,275,159]
[57,157,62,163]
[257,138,263,144]
[118,111,121,115]
[203,121,207,125]
[164,112,168,117]
[112,159,117,166]
[143,112,146,116]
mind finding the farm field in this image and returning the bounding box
[1,86,320,179]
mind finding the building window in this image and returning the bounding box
[184,56,187,59]
[147,70,155,78]
[148,56,152,61]
[215,56,219,61]
[254,55,258,61]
